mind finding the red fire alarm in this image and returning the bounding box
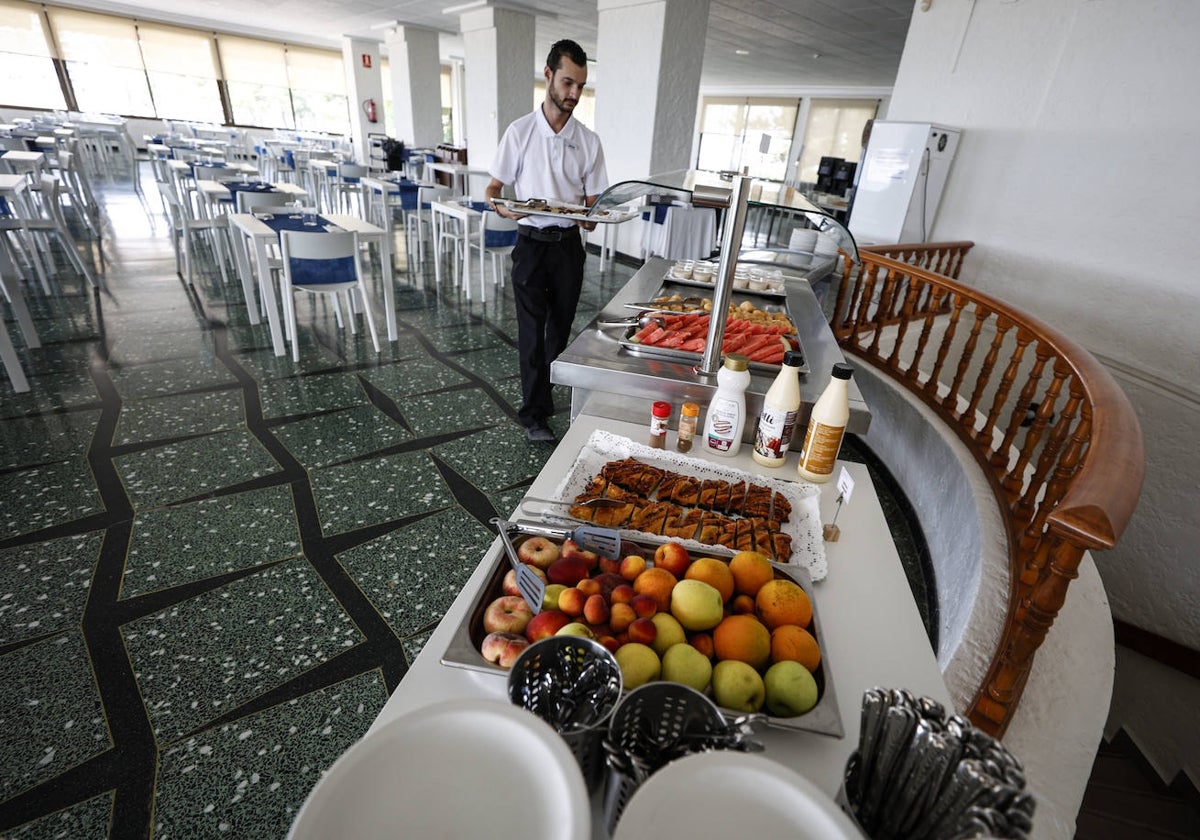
[361,53,372,69]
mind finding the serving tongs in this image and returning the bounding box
[595,313,668,329]
[491,517,547,613]
[622,296,708,313]
[504,516,623,559]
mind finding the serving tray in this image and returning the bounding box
[493,198,640,224]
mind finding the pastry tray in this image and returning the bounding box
[439,524,843,738]
[492,198,640,224]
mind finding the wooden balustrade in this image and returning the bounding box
[831,245,1144,736]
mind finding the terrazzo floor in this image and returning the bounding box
[0,169,934,838]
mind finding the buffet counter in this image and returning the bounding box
[368,414,947,837]
[552,258,871,436]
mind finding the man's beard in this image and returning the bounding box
[549,86,577,113]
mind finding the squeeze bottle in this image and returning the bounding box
[796,363,854,483]
[703,354,751,457]
[752,349,804,467]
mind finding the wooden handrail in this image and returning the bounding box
[832,245,1144,736]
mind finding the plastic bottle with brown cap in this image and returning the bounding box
[703,354,751,457]
[796,363,854,483]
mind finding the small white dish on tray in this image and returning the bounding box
[612,751,860,840]
[288,699,590,840]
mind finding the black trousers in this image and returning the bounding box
[509,227,585,428]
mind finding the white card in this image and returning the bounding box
[837,466,855,503]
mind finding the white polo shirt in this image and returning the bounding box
[490,107,609,230]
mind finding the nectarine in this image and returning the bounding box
[653,541,692,577]
[480,631,530,668]
[517,536,560,570]
[483,595,533,635]
[557,587,586,617]
[619,555,646,581]
[525,609,570,642]
[583,593,610,625]
[628,617,658,646]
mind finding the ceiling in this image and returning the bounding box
[74,0,915,89]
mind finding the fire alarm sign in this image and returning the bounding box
[362,53,372,68]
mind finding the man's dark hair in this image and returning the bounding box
[546,39,587,72]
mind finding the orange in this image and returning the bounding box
[770,624,821,672]
[633,567,678,612]
[685,557,735,603]
[728,550,774,597]
[712,614,771,669]
[755,579,812,630]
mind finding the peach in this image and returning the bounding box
[576,577,602,597]
[483,595,533,635]
[653,541,692,577]
[598,556,622,575]
[503,565,547,597]
[689,632,715,659]
[517,536,560,570]
[615,631,630,646]
[560,539,600,572]
[610,584,636,605]
[619,555,647,581]
[685,557,735,604]
[584,593,610,625]
[628,617,658,646]
[610,602,637,633]
[630,593,658,619]
[557,587,586,617]
[633,567,678,612]
[546,556,589,587]
[598,635,620,653]
[525,609,570,642]
[480,631,530,668]
[731,594,756,615]
[596,573,627,600]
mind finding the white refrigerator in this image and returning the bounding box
[848,121,961,246]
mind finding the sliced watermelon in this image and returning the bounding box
[679,338,707,353]
[658,332,686,348]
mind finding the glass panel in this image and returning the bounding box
[0,0,51,57]
[147,71,224,123]
[218,35,289,88]
[67,62,153,116]
[440,65,453,143]
[227,81,294,129]
[291,89,348,134]
[0,51,64,108]
[697,97,797,180]
[797,98,879,184]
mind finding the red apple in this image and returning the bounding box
[610,584,636,605]
[630,594,658,619]
[610,602,636,633]
[517,536,560,570]
[689,632,715,659]
[598,556,622,575]
[560,539,600,571]
[525,609,570,642]
[557,587,586,617]
[653,542,692,577]
[584,594,610,625]
[480,631,530,668]
[483,595,533,635]
[502,565,547,597]
[628,617,658,645]
[576,577,602,598]
[596,573,627,600]
[619,555,646,581]
[546,556,589,587]
[598,635,620,653]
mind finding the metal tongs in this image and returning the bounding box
[518,495,629,518]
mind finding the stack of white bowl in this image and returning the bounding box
[813,232,841,258]
[789,228,819,253]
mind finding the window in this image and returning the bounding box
[47,7,153,116]
[285,45,348,135]
[441,65,454,144]
[796,99,879,184]
[696,97,798,180]
[220,35,293,129]
[0,0,64,109]
[136,22,223,124]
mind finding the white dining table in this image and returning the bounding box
[429,199,485,298]
[226,212,398,357]
[426,161,491,197]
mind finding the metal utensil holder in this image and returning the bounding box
[602,682,751,835]
[506,636,623,791]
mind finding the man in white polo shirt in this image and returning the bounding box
[486,39,608,443]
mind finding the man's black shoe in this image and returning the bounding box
[524,423,557,442]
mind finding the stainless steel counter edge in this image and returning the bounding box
[552,257,871,436]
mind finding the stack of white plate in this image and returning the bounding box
[789,228,819,253]
[288,699,590,840]
[814,232,841,257]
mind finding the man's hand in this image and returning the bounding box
[576,219,597,231]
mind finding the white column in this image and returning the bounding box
[384,26,443,148]
[595,0,709,255]
[457,6,535,173]
[342,37,383,163]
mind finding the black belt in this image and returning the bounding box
[518,225,579,242]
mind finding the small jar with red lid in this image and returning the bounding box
[648,401,671,448]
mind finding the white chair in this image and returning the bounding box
[278,230,379,362]
[330,164,368,215]
[0,175,100,290]
[235,190,293,214]
[410,185,451,268]
[465,210,519,297]
[160,173,230,286]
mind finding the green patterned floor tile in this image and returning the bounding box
[398,308,474,331]
[401,628,435,665]
[121,559,366,742]
[399,387,510,437]
[359,355,468,399]
[421,323,504,353]
[490,377,525,411]
[488,486,531,521]
[450,344,520,382]
[12,339,97,375]
[109,331,219,366]
[310,451,453,536]
[254,372,368,420]
[0,368,98,412]
[122,486,301,599]
[336,507,495,638]
[113,389,244,446]
[433,423,554,494]
[151,670,386,840]
[231,345,341,383]
[115,429,281,510]
[0,531,103,645]
[0,459,103,538]
[271,404,410,469]
[0,409,100,469]
[0,632,113,800]
[108,357,238,400]
[5,790,113,838]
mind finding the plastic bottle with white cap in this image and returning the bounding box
[796,363,854,483]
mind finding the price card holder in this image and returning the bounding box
[823,466,855,542]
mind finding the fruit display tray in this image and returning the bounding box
[439,524,844,739]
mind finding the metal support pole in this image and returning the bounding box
[698,174,753,376]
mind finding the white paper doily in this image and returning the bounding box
[547,430,827,582]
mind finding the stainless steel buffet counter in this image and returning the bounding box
[552,257,871,435]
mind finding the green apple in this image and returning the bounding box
[711,660,765,713]
[614,642,661,689]
[763,661,819,717]
[555,622,596,639]
[661,642,713,693]
[669,579,724,631]
[542,583,568,611]
[649,612,687,656]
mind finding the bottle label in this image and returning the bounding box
[798,421,845,476]
[753,406,798,460]
[650,415,668,436]
[706,397,740,452]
